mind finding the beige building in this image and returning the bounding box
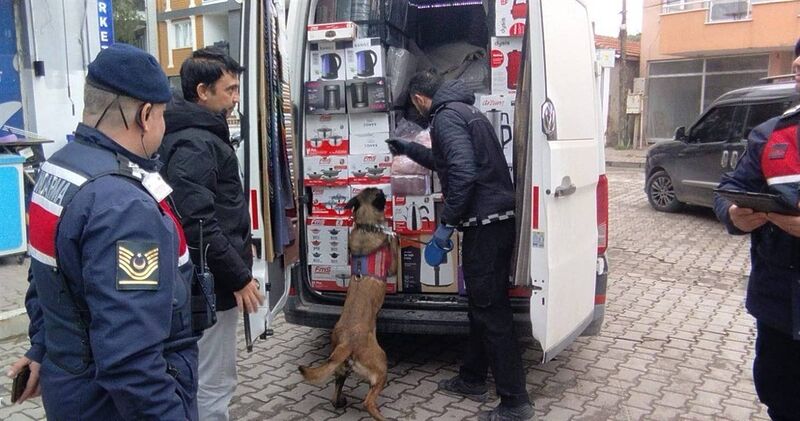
[155,0,242,79]
[640,0,800,142]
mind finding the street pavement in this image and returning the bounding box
[0,167,769,420]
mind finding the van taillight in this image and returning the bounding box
[597,174,609,255]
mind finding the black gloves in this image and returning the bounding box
[385,138,411,156]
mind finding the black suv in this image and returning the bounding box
[645,82,800,212]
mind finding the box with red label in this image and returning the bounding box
[349,154,392,184]
[350,184,393,219]
[311,186,351,217]
[398,235,458,294]
[308,21,357,43]
[309,41,349,82]
[476,94,515,170]
[393,196,435,234]
[306,114,349,156]
[310,265,351,292]
[304,156,348,186]
[490,37,523,95]
[495,0,527,37]
[307,218,350,266]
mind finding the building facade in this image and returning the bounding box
[640,0,800,142]
[156,0,242,81]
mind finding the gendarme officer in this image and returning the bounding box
[7,44,200,420]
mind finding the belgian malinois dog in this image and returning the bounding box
[299,187,398,421]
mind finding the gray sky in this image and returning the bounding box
[586,0,644,36]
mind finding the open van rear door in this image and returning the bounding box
[522,0,600,362]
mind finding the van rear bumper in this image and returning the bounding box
[284,296,534,336]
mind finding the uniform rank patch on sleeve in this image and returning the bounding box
[116,241,160,290]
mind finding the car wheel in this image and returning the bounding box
[647,170,683,212]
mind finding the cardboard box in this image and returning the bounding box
[394,196,435,235]
[309,42,349,82]
[305,114,349,156]
[304,155,348,186]
[399,235,459,294]
[495,0,527,37]
[349,154,392,184]
[350,183,393,219]
[346,38,386,79]
[349,113,392,155]
[306,218,351,265]
[490,37,523,95]
[308,21,357,42]
[311,265,352,292]
[476,94,515,170]
[305,81,347,114]
[310,186,351,217]
[346,78,391,113]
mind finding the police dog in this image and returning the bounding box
[299,187,397,421]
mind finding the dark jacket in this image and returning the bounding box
[714,115,800,339]
[27,124,198,420]
[405,80,515,225]
[160,97,252,312]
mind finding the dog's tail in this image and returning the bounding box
[299,343,351,384]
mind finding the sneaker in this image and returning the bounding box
[477,402,536,421]
[437,375,489,402]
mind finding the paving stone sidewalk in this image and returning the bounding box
[0,168,769,420]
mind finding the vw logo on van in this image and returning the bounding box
[541,99,557,140]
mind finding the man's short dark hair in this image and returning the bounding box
[408,70,444,99]
[181,47,245,102]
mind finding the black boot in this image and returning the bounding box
[477,402,536,421]
[437,375,490,402]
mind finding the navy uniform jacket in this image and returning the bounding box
[25,124,199,420]
[714,113,800,340]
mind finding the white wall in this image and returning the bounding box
[18,0,102,157]
[202,13,228,49]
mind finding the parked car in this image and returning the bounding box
[645,82,800,212]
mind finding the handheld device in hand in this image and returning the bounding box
[714,189,800,216]
[11,365,31,404]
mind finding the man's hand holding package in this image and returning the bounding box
[234,278,265,314]
[729,205,768,233]
[385,138,411,156]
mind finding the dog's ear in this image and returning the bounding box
[372,192,386,211]
[344,197,360,211]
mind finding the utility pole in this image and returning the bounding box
[617,0,629,148]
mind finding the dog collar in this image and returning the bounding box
[351,245,392,282]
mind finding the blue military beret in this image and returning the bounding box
[87,43,172,104]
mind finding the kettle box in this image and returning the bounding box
[345,77,391,114]
[398,235,459,294]
[306,218,351,266]
[346,38,386,79]
[476,94,515,170]
[305,81,347,114]
[496,0,527,37]
[304,155,349,186]
[394,196,436,235]
[490,37,523,95]
[309,41,350,82]
[310,186,351,217]
[305,114,349,156]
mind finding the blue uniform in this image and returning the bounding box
[714,111,800,420]
[26,124,200,420]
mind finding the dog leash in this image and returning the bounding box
[355,223,428,245]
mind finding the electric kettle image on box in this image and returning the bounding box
[324,85,342,111]
[351,82,369,108]
[506,50,522,90]
[321,53,342,79]
[356,50,378,77]
[487,109,513,147]
[511,0,527,19]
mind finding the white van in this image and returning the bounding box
[241,0,609,362]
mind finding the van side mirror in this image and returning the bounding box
[674,126,687,140]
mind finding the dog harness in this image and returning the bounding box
[351,245,393,282]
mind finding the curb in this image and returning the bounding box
[606,160,645,169]
[0,308,28,340]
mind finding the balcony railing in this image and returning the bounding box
[662,0,775,22]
